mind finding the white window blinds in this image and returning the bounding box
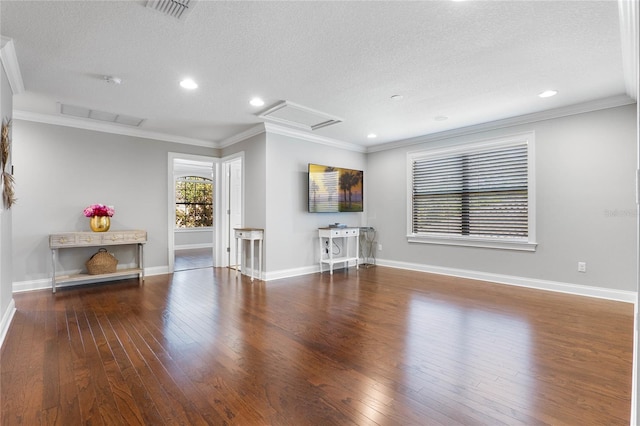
[411,142,530,241]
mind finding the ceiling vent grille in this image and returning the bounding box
[59,103,145,127]
[146,0,194,20]
[259,101,343,131]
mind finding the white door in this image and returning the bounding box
[222,156,243,268]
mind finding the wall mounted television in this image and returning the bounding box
[308,163,363,213]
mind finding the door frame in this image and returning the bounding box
[167,152,217,273]
[217,152,244,268]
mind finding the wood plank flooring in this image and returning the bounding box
[1,266,633,425]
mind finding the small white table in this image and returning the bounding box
[318,227,359,274]
[234,228,264,281]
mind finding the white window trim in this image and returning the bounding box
[406,131,537,251]
[175,227,214,233]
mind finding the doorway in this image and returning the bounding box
[167,153,216,273]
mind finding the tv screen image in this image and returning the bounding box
[308,163,363,213]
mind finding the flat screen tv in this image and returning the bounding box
[308,163,363,213]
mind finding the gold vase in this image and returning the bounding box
[90,216,110,232]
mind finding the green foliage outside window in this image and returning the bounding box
[176,176,213,228]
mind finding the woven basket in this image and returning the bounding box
[86,248,118,275]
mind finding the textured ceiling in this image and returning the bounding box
[0,0,632,149]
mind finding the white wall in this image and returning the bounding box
[222,132,267,231]
[264,132,366,276]
[221,133,267,272]
[221,130,367,277]
[0,55,14,337]
[8,104,638,298]
[11,120,216,289]
[367,104,638,294]
[174,229,213,248]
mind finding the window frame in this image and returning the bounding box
[406,132,537,251]
[175,174,214,229]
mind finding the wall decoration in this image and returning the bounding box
[1,118,16,209]
[308,163,363,213]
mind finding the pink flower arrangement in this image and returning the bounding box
[83,204,115,218]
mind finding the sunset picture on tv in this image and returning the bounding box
[308,163,363,213]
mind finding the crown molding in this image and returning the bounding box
[13,110,217,148]
[0,37,25,95]
[217,123,266,149]
[618,0,638,100]
[367,94,637,153]
[264,122,366,153]
[219,121,366,153]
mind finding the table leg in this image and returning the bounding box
[355,234,359,270]
[329,236,333,275]
[51,249,57,293]
[250,238,255,282]
[258,239,262,280]
[235,237,239,277]
[139,243,145,284]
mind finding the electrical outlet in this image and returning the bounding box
[578,262,587,273]
[377,243,382,251]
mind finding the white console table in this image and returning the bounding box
[49,230,147,293]
[318,227,360,274]
[234,228,264,281]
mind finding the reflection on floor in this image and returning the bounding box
[174,248,213,271]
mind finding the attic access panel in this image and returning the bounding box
[59,103,145,127]
[259,101,343,131]
[146,0,195,20]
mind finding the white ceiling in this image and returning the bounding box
[0,0,636,150]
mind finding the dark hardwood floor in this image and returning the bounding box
[1,266,633,425]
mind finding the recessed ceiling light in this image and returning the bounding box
[390,95,404,101]
[538,90,558,98]
[434,116,449,121]
[180,78,198,90]
[367,133,377,139]
[250,97,265,107]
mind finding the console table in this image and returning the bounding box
[234,228,264,281]
[49,230,147,293]
[318,227,359,274]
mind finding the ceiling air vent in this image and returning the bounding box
[59,103,145,127]
[146,0,195,20]
[258,101,343,131]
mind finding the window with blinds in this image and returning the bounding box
[407,133,536,251]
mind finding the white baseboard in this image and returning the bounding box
[13,260,635,305]
[264,265,319,281]
[13,278,50,293]
[0,298,16,348]
[263,259,635,303]
[174,244,213,251]
[263,262,362,281]
[376,258,637,304]
[146,266,169,276]
[13,266,170,293]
